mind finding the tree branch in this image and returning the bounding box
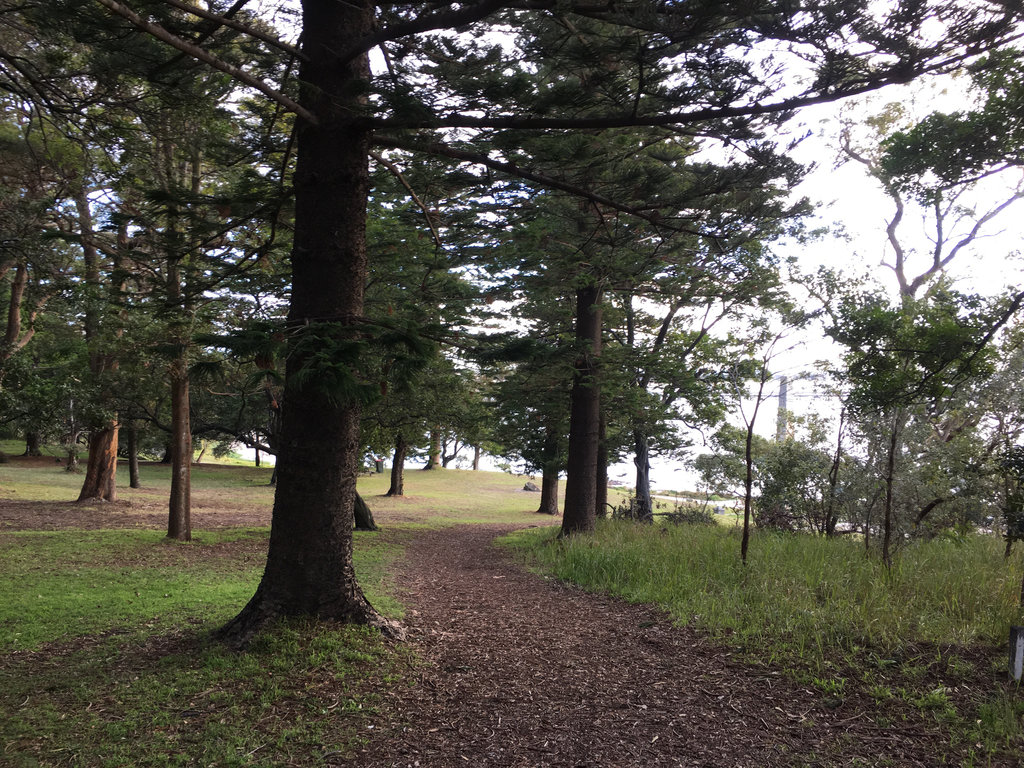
[373,135,702,235]
[339,0,520,64]
[93,0,317,124]
[369,151,443,249]
[372,67,946,132]
[159,0,306,60]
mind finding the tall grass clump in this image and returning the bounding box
[506,520,1024,659]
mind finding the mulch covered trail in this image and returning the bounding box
[354,525,954,768]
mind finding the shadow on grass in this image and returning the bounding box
[0,618,407,767]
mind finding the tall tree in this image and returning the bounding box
[67,0,1023,642]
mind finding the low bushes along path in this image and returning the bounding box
[355,524,969,767]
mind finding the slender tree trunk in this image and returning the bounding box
[387,433,407,496]
[862,485,882,554]
[65,400,80,471]
[22,431,41,457]
[596,407,608,519]
[220,0,396,647]
[1,261,40,376]
[472,445,481,471]
[78,425,119,502]
[825,409,844,537]
[741,371,769,566]
[633,429,653,522]
[126,421,141,489]
[65,443,80,471]
[1019,552,1024,608]
[741,417,756,566]
[166,355,192,541]
[4,261,28,355]
[561,283,602,536]
[881,411,903,571]
[354,492,378,531]
[440,437,456,468]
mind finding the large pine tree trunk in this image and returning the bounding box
[387,433,407,496]
[166,357,192,540]
[423,429,440,469]
[354,492,378,531]
[78,425,119,502]
[633,430,653,522]
[220,0,397,647]
[22,431,42,457]
[538,466,560,515]
[561,284,602,536]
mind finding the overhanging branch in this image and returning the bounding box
[159,0,306,61]
[93,0,316,124]
[373,135,703,236]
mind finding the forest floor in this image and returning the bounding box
[350,524,994,768]
[0,457,1016,766]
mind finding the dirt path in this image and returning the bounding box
[353,524,954,768]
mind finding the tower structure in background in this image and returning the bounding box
[775,375,789,442]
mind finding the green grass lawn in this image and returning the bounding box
[5,449,1024,763]
[0,452,548,766]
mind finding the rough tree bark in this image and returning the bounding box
[219,0,398,646]
[387,432,407,496]
[423,429,440,469]
[537,426,561,515]
[538,467,560,515]
[561,283,602,536]
[22,432,42,457]
[126,421,141,489]
[354,492,378,531]
[166,347,192,540]
[632,430,653,522]
[78,427,119,502]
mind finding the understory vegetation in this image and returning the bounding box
[506,519,1024,754]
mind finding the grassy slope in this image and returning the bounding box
[0,455,546,767]
[7,449,1024,762]
[503,519,1024,757]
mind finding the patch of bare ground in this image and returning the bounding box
[0,495,272,531]
[354,524,1008,768]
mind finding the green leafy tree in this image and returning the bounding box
[26,0,1018,643]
